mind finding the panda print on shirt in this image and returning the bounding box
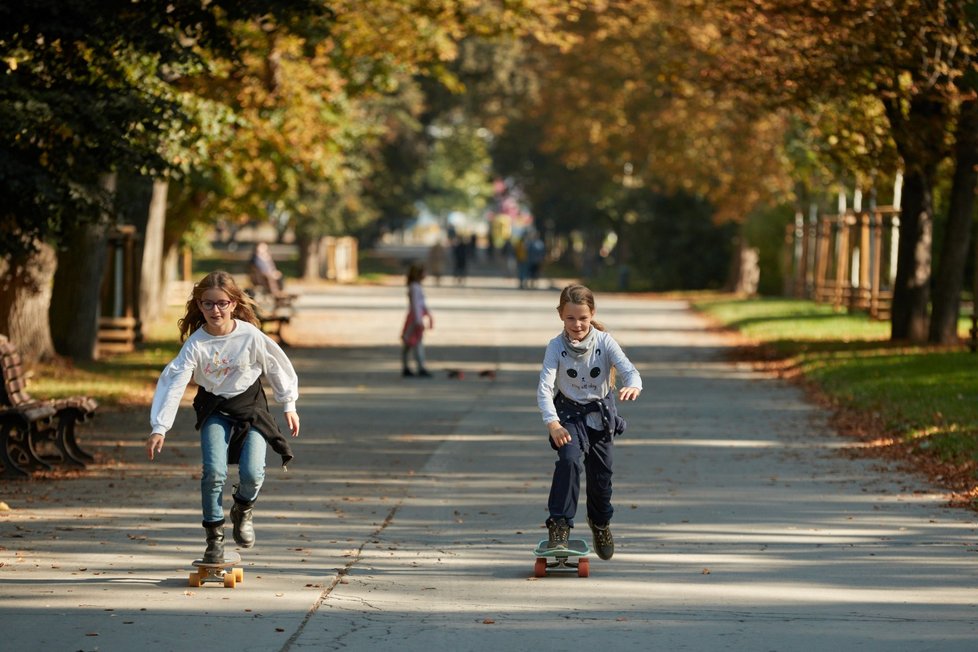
[560,347,604,394]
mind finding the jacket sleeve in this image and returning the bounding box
[605,334,642,390]
[536,339,561,424]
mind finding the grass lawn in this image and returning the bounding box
[30,309,183,409]
[692,295,978,506]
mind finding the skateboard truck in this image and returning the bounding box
[188,551,244,588]
[533,538,591,578]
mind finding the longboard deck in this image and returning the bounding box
[533,538,590,558]
[191,551,242,568]
[533,538,591,577]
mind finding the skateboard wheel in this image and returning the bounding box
[577,558,590,578]
[533,557,547,578]
[234,568,244,583]
[188,572,201,587]
[224,572,237,588]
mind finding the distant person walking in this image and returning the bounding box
[537,284,641,561]
[515,234,529,289]
[401,263,434,377]
[452,236,468,285]
[527,232,546,288]
[145,271,300,564]
[427,240,446,286]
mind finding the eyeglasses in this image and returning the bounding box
[200,300,233,311]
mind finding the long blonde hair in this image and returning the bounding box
[557,284,615,386]
[178,271,261,341]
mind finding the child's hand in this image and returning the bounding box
[618,386,641,401]
[425,314,434,330]
[548,422,571,447]
[146,433,165,460]
[286,411,300,437]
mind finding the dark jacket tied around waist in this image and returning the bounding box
[550,391,626,451]
[193,378,294,468]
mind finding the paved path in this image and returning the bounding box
[2,279,976,651]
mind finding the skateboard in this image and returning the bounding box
[188,551,244,588]
[533,538,591,577]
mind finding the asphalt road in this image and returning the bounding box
[2,276,976,651]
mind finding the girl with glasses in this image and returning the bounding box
[145,270,300,564]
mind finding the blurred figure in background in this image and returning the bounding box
[401,263,434,377]
[249,242,284,296]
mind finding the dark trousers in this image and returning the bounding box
[547,425,614,527]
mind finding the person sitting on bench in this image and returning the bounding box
[249,242,284,296]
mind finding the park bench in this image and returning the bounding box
[0,404,57,478]
[258,311,292,345]
[245,287,297,346]
[0,335,98,476]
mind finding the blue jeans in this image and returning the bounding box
[200,414,266,524]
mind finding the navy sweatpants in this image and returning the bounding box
[547,425,614,527]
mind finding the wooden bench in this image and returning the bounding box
[0,404,57,478]
[258,312,292,345]
[245,288,297,346]
[0,335,98,475]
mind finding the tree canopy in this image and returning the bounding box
[4,0,978,358]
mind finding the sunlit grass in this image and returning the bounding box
[693,295,978,471]
[30,308,183,408]
[696,296,891,342]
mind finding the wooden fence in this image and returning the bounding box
[784,206,899,320]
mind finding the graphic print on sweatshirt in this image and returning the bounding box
[560,348,604,393]
[202,348,237,381]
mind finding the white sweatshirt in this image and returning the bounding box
[537,329,641,427]
[150,319,299,436]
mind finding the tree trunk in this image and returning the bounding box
[50,174,115,361]
[0,242,58,363]
[138,179,169,325]
[929,98,978,344]
[890,169,933,341]
[296,233,321,280]
[884,94,947,342]
[726,235,760,296]
[50,221,111,360]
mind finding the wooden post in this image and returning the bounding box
[793,211,807,298]
[814,216,831,303]
[834,215,850,310]
[97,225,140,356]
[856,212,871,309]
[783,223,795,297]
[181,247,192,281]
[869,210,883,319]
